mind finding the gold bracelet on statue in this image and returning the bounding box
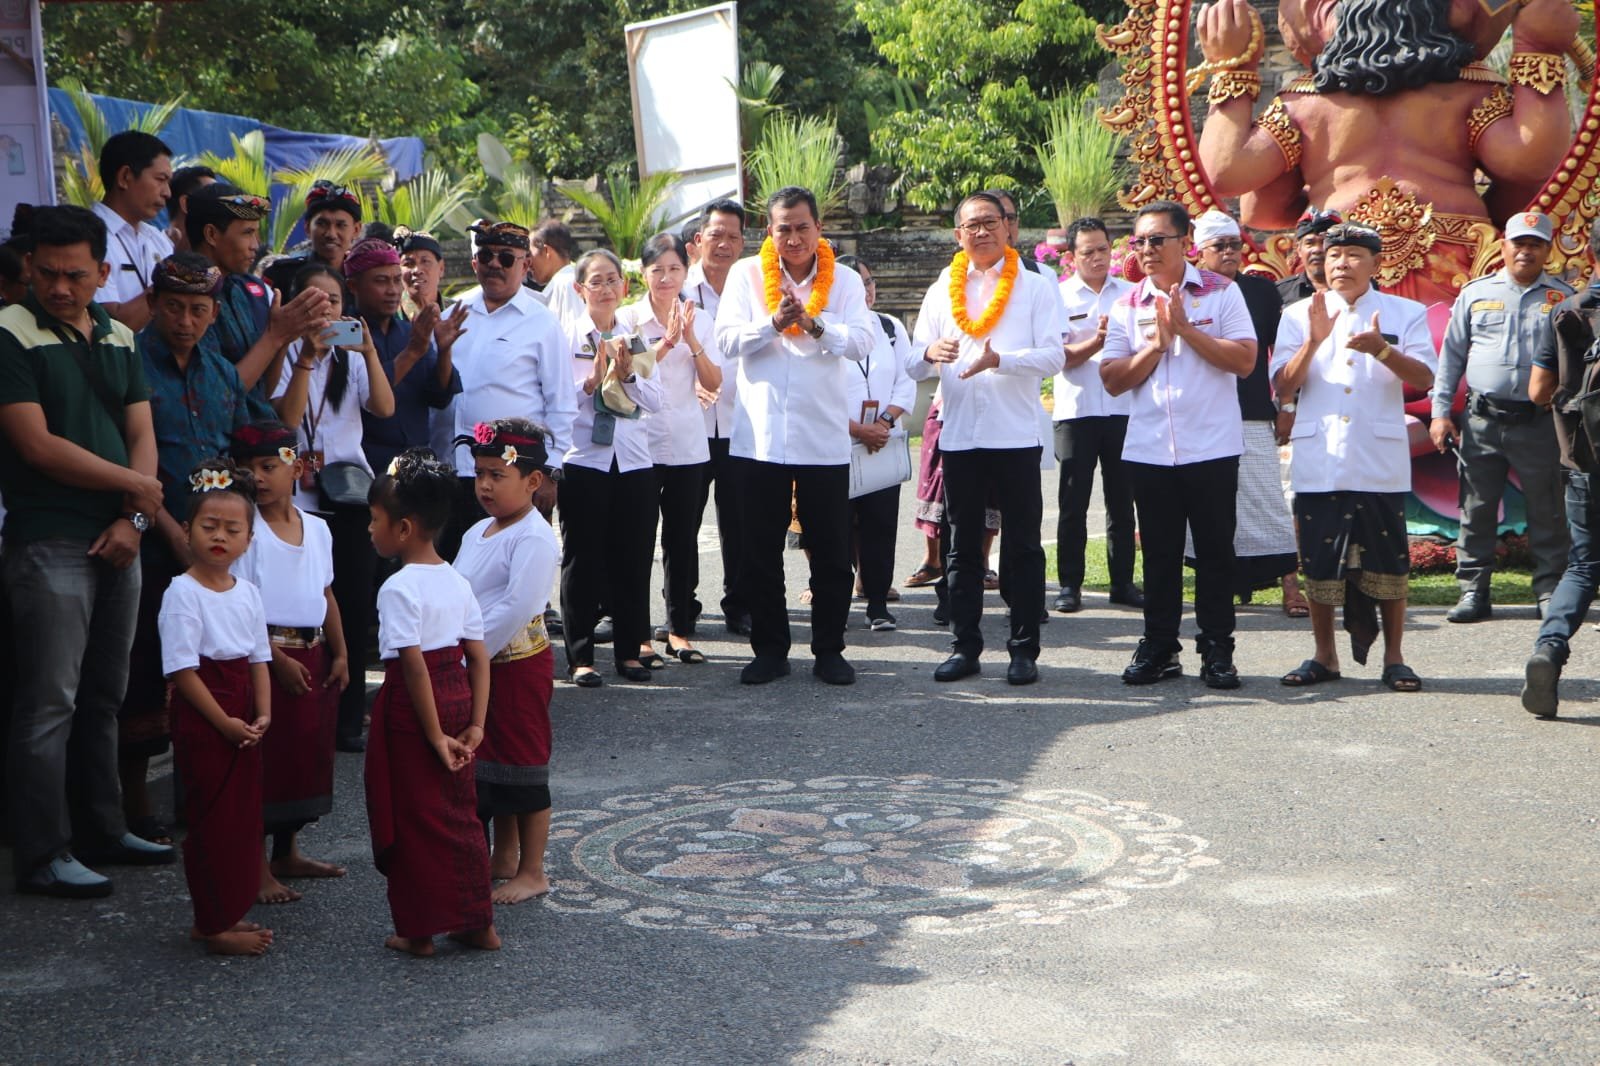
[1257,98,1303,169]
[1208,70,1261,106]
[1467,85,1514,151]
[1186,7,1266,95]
[1508,52,1566,95]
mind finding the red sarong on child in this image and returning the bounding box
[477,648,554,778]
[364,644,492,939]
[171,656,262,938]
[262,642,336,831]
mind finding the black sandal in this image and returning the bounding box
[639,651,666,670]
[569,669,603,689]
[674,647,706,664]
[1281,659,1340,686]
[1381,663,1422,692]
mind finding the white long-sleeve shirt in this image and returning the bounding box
[563,315,665,473]
[687,264,737,439]
[715,253,874,465]
[450,286,576,475]
[453,509,559,658]
[910,257,1065,452]
[617,297,723,466]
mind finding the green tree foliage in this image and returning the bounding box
[855,0,1123,214]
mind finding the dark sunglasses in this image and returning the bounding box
[475,249,524,269]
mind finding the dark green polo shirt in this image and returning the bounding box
[0,296,147,543]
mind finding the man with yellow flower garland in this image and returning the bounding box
[714,186,874,687]
[911,191,1066,686]
[1101,200,1258,690]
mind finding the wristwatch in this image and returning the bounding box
[124,511,151,534]
[544,467,564,484]
[807,318,825,340]
[879,413,898,428]
[1279,402,1297,414]
[1375,345,1393,362]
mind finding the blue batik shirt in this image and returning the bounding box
[138,325,254,521]
[211,272,277,419]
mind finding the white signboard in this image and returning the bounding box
[0,0,54,237]
[625,3,742,224]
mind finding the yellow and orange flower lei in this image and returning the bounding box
[949,247,1019,338]
[762,236,835,336]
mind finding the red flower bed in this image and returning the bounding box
[1409,534,1533,574]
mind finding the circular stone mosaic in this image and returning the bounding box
[545,775,1217,941]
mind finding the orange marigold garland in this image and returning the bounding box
[762,236,836,335]
[949,247,1019,338]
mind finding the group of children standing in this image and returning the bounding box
[160,418,557,956]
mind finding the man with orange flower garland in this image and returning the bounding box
[911,191,1065,686]
[1101,200,1257,689]
[714,186,874,687]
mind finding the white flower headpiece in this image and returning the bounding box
[189,468,234,493]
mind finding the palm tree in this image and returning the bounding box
[559,166,679,259]
[367,169,476,236]
[55,77,184,208]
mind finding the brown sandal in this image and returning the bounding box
[903,565,942,588]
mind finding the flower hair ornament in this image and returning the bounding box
[277,446,298,465]
[456,421,549,470]
[501,445,519,466]
[190,467,234,493]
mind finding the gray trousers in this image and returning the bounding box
[4,539,140,874]
[1456,410,1570,596]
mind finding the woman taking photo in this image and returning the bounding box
[618,233,722,666]
[559,250,663,687]
[272,263,395,751]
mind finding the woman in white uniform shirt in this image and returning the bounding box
[559,250,664,687]
[617,233,723,666]
[270,263,395,749]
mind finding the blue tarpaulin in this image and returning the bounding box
[48,88,425,182]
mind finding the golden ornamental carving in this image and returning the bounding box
[1256,99,1303,170]
[1345,179,1437,289]
[1467,85,1514,151]
[1508,52,1567,95]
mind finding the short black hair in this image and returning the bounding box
[29,204,108,263]
[531,220,578,262]
[1065,217,1110,251]
[185,182,257,249]
[98,131,173,192]
[575,248,623,282]
[834,253,871,274]
[169,165,216,209]
[0,243,24,284]
[767,186,819,223]
[369,448,457,535]
[640,231,689,270]
[955,191,1006,221]
[701,198,747,229]
[679,218,701,246]
[981,188,1019,216]
[1135,199,1190,237]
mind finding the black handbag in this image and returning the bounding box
[316,461,374,509]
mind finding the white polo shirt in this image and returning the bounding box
[562,315,664,474]
[535,262,584,332]
[715,253,874,466]
[450,285,576,475]
[92,202,173,305]
[910,257,1066,452]
[617,297,722,467]
[1272,285,1436,494]
[1053,273,1133,420]
[1101,264,1254,467]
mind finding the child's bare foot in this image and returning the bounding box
[447,925,502,950]
[203,927,274,956]
[189,921,264,941]
[271,855,346,879]
[385,935,435,957]
[258,868,302,904]
[492,872,550,905]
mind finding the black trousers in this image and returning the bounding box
[735,457,851,659]
[325,505,377,742]
[559,461,660,669]
[1128,457,1239,654]
[696,437,747,620]
[656,462,708,636]
[943,447,1045,659]
[1054,416,1136,588]
[851,485,901,618]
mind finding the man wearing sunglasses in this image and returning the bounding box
[441,220,574,558]
[1101,200,1258,689]
[186,184,333,419]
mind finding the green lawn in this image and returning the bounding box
[1047,540,1535,607]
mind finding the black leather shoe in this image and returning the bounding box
[813,652,856,686]
[1522,642,1562,718]
[1108,583,1146,608]
[740,656,791,685]
[1054,586,1082,613]
[543,609,564,638]
[336,734,366,753]
[934,653,980,682]
[615,663,653,682]
[1199,652,1241,690]
[1446,590,1491,623]
[1006,656,1039,686]
[570,669,604,688]
[724,614,752,637]
[593,616,615,643]
[1121,641,1181,685]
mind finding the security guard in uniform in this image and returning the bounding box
[1431,211,1573,622]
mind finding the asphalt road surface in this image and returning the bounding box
[3,486,1597,1065]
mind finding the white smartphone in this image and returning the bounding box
[321,319,364,347]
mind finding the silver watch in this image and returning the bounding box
[124,511,151,534]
